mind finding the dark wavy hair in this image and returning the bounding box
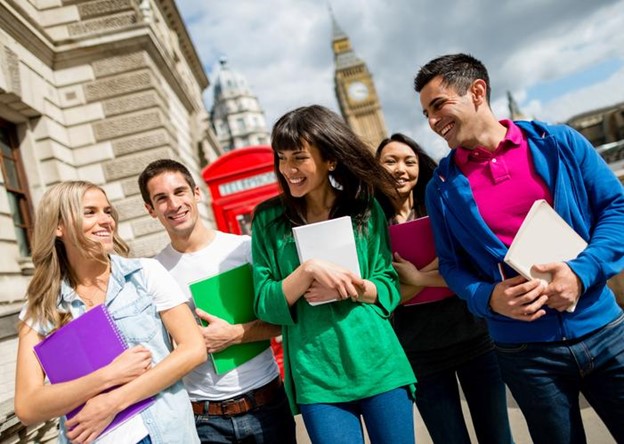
[376,133,438,218]
[270,105,396,228]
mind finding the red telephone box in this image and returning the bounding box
[202,145,285,377]
[202,146,279,235]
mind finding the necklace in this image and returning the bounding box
[76,267,110,307]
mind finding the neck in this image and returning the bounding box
[170,221,216,253]
[393,193,414,223]
[66,249,110,285]
[305,186,337,223]
[463,113,507,152]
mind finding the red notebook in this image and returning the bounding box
[33,304,154,438]
[388,216,454,306]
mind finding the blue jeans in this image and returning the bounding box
[194,386,296,444]
[495,312,624,444]
[299,387,414,444]
[415,350,512,444]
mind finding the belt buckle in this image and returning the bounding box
[220,397,244,415]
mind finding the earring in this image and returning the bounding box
[329,164,336,171]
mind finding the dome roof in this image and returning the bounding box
[213,57,250,99]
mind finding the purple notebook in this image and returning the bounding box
[33,304,154,438]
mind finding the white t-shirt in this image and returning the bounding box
[156,231,279,401]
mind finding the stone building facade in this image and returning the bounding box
[0,0,221,441]
[567,101,624,182]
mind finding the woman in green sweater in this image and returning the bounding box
[252,105,416,444]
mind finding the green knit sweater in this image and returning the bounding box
[252,198,416,413]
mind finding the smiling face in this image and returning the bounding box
[419,75,483,149]
[144,171,201,239]
[378,141,419,197]
[277,140,334,201]
[57,188,116,254]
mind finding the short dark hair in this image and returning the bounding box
[138,159,197,206]
[376,133,438,218]
[414,53,491,103]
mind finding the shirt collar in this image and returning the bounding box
[455,120,522,165]
[57,255,143,306]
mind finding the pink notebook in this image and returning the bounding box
[33,304,154,438]
[388,216,454,306]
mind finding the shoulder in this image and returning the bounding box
[154,243,175,264]
[253,196,285,228]
[138,257,168,276]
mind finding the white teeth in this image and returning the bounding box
[288,177,304,184]
[440,123,453,137]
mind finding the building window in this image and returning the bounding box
[0,121,33,257]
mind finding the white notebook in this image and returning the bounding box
[293,216,361,305]
[504,199,587,312]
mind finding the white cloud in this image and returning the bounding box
[178,0,624,159]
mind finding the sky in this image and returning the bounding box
[176,0,624,160]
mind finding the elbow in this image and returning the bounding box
[191,343,207,368]
[14,401,38,426]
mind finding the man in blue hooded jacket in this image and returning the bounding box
[415,53,624,444]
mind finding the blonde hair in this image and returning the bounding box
[24,181,130,330]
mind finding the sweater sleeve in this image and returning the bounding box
[251,208,297,326]
[559,126,624,291]
[425,180,497,319]
[364,201,401,317]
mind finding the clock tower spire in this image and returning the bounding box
[331,11,387,149]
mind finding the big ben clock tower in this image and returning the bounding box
[331,12,387,148]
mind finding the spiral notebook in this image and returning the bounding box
[33,304,154,438]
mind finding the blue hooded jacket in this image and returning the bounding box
[425,120,624,343]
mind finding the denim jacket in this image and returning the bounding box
[35,255,199,444]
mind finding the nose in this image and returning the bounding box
[428,114,440,131]
[167,195,182,210]
[98,212,113,226]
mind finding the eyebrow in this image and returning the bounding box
[423,97,444,116]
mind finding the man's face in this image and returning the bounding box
[145,171,200,238]
[419,75,479,149]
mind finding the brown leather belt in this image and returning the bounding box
[191,377,282,416]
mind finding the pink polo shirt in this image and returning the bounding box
[454,120,553,246]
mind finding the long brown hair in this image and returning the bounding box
[23,181,129,331]
[270,105,396,227]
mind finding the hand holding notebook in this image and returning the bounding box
[33,305,154,439]
[504,200,587,313]
[292,216,361,305]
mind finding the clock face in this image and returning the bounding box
[347,81,370,102]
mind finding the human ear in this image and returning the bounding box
[471,79,487,105]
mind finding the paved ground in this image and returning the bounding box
[294,388,615,443]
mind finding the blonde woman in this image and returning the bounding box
[14,181,206,444]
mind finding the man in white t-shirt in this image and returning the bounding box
[138,159,296,444]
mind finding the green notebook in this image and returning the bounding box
[189,263,270,374]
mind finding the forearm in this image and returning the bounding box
[356,279,379,304]
[399,283,423,304]
[281,263,314,306]
[15,365,117,425]
[106,342,205,415]
[237,320,281,344]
